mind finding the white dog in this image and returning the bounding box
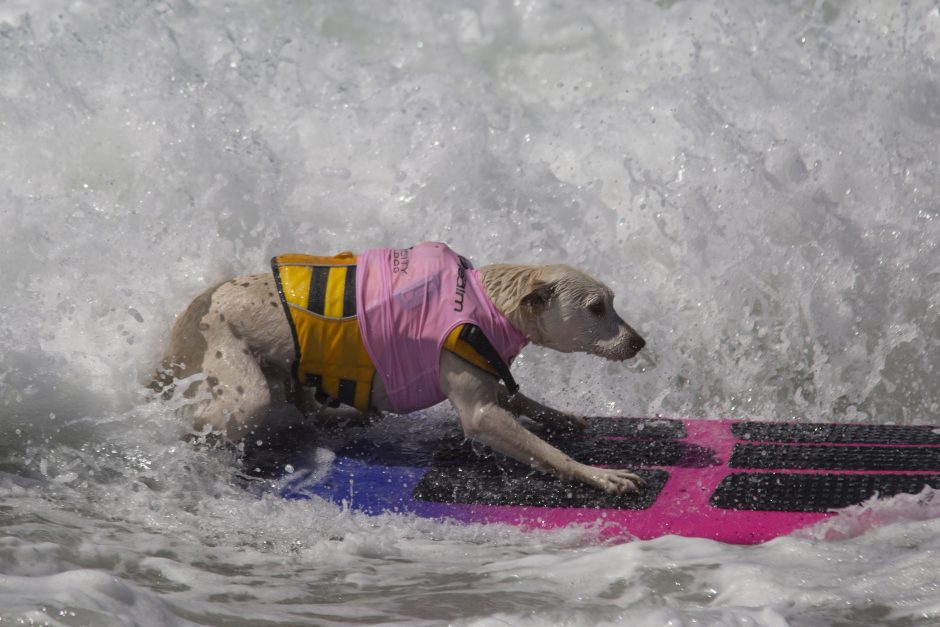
[154,243,646,494]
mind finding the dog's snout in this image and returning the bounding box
[618,320,645,355]
[607,325,645,361]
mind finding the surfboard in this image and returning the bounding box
[271,417,940,544]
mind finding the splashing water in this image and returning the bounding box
[1,0,939,624]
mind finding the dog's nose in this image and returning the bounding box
[629,335,646,353]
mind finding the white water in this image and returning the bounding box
[2,0,939,624]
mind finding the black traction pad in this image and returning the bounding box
[731,421,940,445]
[730,443,940,471]
[414,466,668,510]
[711,472,940,512]
[585,417,687,439]
[433,438,719,468]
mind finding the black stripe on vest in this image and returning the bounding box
[343,266,357,317]
[337,379,357,407]
[307,267,330,315]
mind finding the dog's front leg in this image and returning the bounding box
[497,388,588,431]
[441,353,641,494]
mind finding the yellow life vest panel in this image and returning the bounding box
[272,252,504,412]
[272,252,376,411]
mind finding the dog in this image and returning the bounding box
[153,242,646,494]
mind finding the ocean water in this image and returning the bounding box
[1,0,940,624]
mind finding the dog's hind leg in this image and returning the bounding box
[155,282,273,439]
[189,320,272,439]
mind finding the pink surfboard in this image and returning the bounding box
[276,417,940,544]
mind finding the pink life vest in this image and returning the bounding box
[356,242,529,413]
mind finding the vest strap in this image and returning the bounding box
[457,324,520,395]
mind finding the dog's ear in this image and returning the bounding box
[520,281,553,313]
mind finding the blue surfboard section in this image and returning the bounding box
[279,457,427,516]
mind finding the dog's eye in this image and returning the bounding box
[587,300,606,316]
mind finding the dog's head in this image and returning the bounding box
[515,265,646,361]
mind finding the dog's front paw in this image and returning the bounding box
[580,466,644,494]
